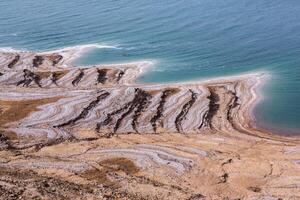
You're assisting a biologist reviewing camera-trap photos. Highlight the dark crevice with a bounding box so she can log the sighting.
[96,88,151,134]
[218,173,229,183]
[7,54,20,68]
[131,90,152,133]
[54,91,110,128]
[115,89,151,133]
[150,89,176,133]
[50,54,63,66]
[221,158,233,166]
[96,69,107,84]
[32,55,44,68]
[1,135,99,152]
[187,194,206,200]
[96,97,134,132]
[50,71,67,86]
[17,69,42,87]
[116,70,125,82]
[113,98,136,134]
[72,69,84,86]
[34,137,98,151]
[0,132,15,151]
[175,90,198,133]
[226,91,240,126]
[198,111,208,130]
[0,72,3,76]
[247,186,261,193]
[199,88,220,129]
[51,72,59,86]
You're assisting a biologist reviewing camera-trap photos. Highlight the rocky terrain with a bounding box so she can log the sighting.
[0,48,299,200]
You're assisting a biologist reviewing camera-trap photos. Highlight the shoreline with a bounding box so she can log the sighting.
[0,45,299,139]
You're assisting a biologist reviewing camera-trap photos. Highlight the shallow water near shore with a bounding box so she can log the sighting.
[1,0,300,135]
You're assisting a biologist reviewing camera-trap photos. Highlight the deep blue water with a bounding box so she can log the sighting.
[1,0,300,135]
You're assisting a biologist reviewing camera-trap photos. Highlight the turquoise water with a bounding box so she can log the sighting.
[1,0,300,135]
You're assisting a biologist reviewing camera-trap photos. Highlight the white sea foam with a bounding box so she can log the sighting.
[44,43,122,64]
[0,43,120,54]
[48,43,121,53]
[0,47,28,53]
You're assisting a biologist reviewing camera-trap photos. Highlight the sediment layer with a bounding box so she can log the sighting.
[0,48,299,200]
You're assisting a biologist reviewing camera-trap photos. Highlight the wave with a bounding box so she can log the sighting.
[51,43,122,53]
[0,43,121,53]
[0,47,28,53]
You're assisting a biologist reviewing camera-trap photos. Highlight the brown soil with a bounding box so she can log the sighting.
[0,97,61,127]
[35,71,52,79]
[80,157,139,187]
[100,157,139,175]
[52,70,69,79]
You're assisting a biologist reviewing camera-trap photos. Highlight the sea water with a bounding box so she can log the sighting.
[1,0,300,134]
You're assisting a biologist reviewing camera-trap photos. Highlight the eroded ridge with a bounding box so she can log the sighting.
[7,54,20,68]
[54,91,110,128]
[72,69,85,86]
[199,87,220,129]
[96,88,152,135]
[150,89,177,132]
[175,89,198,133]
[1,49,299,199]
[96,69,108,84]
[16,69,42,87]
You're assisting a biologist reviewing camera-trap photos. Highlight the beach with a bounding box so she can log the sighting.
[0,46,300,199]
